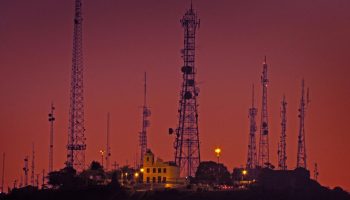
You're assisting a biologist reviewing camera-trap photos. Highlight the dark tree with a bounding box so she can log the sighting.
[195,161,231,185]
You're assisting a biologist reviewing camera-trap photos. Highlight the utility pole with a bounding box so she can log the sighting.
[105,113,111,171]
[278,95,287,170]
[48,103,55,173]
[296,79,309,169]
[139,72,150,167]
[258,56,270,168]
[173,2,201,178]
[66,0,86,171]
[247,85,258,169]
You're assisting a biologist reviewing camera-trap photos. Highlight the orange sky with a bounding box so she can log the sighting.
[0,0,350,191]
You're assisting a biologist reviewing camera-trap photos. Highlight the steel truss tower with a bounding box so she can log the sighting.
[297,79,309,168]
[258,57,270,168]
[174,3,201,177]
[278,95,287,170]
[66,0,86,171]
[247,85,258,169]
[48,103,55,173]
[139,72,150,166]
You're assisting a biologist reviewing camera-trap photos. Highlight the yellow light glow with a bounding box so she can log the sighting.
[242,170,248,175]
[99,150,104,155]
[134,172,139,177]
[140,168,144,172]
[214,147,221,156]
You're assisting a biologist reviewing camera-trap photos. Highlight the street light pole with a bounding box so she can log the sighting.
[214,147,221,186]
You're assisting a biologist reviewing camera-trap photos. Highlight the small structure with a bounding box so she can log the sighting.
[141,149,182,188]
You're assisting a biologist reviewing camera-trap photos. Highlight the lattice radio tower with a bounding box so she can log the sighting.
[66,0,86,171]
[247,85,258,169]
[174,2,201,177]
[139,72,150,166]
[278,95,287,170]
[296,79,309,168]
[258,57,270,168]
[48,103,55,173]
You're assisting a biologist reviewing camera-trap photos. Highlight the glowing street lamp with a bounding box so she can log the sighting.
[214,147,221,163]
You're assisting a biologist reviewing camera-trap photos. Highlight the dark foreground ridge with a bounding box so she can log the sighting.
[1,185,349,200]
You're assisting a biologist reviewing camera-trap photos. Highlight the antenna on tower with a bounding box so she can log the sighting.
[23,156,29,187]
[31,143,35,186]
[48,103,55,173]
[247,85,258,169]
[105,112,111,171]
[139,72,150,167]
[258,56,270,168]
[297,79,309,169]
[278,95,287,170]
[174,4,201,177]
[1,152,5,193]
[314,162,319,181]
[66,0,86,171]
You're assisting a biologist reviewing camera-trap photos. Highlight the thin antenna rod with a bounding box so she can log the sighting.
[31,143,35,186]
[106,112,111,171]
[1,153,5,193]
[48,103,55,173]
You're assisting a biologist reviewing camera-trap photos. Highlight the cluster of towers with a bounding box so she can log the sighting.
[20,0,310,184]
[246,59,310,171]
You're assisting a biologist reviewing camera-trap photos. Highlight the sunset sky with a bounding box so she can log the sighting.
[0,0,350,191]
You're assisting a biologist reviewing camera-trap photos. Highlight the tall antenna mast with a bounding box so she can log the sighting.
[66,0,86,171]
[297,79,309,168]
[139,72,150,166]
[48,103,55,173]
[247,85,258,169]
[174,2,201,177]
[105,113,111,171]
[314,163,319,181]
[258,56,270,168]
[278,95,287,170]
[31,143,35,186]
[23,156,29,186]
[1,153,5,193]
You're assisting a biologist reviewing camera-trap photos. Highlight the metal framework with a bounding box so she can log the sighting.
[48,103,55,173]
[297,79,309,168]
[139,72,150,166]
[314,163,319,181]
[174,3,201,177]
[278,95,287,170]
[66,0,86,171]
[247,85,258,169]
[258,57,270,168]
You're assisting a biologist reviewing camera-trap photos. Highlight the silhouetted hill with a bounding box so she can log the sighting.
[1,185,349,200]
